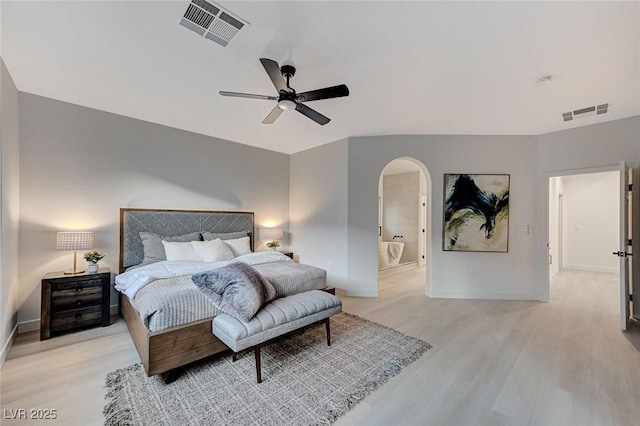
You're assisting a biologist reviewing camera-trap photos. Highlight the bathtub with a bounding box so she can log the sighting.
[378,241,405,268]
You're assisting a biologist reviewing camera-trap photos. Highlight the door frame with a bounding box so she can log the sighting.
[377,157,432,296]
[558,193,564,272]
[544,164,620,284]
[544,164,625,317]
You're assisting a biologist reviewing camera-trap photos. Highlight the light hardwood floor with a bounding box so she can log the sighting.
[2,269,640,425]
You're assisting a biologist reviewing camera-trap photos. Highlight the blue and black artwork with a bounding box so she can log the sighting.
[443,174,510,252]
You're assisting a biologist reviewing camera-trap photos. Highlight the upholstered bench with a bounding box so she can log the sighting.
[212,290,342,383]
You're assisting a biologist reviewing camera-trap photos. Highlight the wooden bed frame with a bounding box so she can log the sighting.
[118,208,254,376]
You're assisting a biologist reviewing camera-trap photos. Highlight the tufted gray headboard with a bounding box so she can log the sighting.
[119,208,254,273]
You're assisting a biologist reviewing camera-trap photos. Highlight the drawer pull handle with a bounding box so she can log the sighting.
[75,287,82,292]
[75,300,82,307]
[74,313,82,320]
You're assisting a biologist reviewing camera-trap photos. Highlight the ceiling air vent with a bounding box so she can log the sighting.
[180,0,248,47]
[597,103,609,115]
[562,103,609,122]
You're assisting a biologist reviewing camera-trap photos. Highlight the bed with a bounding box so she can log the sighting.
[116,208,326,377]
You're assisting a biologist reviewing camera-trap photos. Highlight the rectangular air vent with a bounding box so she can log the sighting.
[597,103,609,115]
[562,103,609,122]
[180,0,248,47]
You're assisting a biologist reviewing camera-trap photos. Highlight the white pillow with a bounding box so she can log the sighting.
[161,241,203,261]
[191,239,235,262]
[223,236,252,257]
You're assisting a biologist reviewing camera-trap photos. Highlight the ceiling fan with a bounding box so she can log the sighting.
[219,58,349,125]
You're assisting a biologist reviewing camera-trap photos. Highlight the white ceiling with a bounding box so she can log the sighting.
[2,1,639,155]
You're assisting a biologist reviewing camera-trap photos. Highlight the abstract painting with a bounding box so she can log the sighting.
[443,174,510,252]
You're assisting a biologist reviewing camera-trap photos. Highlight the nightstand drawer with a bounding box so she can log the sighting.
[52,284,102,298]
[52,292,103,311]
[51,278,103,292]
[51,307,103,330]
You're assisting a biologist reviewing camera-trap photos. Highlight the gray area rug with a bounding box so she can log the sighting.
[104,312,431,425]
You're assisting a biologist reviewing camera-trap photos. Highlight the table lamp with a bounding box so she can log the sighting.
[265,228,284,250]
[56,231,94,274]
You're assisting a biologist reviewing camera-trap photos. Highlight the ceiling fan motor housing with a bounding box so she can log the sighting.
[280,64,296,79]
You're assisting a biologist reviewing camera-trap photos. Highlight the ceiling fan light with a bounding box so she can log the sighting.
[277,99,296,110]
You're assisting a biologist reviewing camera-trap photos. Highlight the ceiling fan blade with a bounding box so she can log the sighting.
[262,105,284,124]
[297,84,349,102]
[219,91,277,101]
[259,58,287,93]
[295,103,330,125]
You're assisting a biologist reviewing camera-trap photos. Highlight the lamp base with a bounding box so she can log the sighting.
[63,250,85,274]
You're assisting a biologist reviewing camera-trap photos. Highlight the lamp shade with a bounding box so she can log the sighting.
[264,228,284,240]
[56,232,94,250]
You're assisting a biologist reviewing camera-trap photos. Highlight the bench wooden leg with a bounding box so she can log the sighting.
[232,352,237,362]
[325,318,331,346]
[254,345,262,384]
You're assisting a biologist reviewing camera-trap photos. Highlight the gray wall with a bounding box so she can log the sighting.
[17,93,290,331]
[382,171,419,263]
[289,139,348,289]
[290,117,639,300]
[348,135,537,298]
[533,116,640,300]
[1,58,21,364]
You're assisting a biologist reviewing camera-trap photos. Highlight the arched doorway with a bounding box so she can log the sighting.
[377,157,432,296]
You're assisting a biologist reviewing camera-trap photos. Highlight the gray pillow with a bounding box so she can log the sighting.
[201,231,248,241]
[139,231,202,264]
[191,262,276,322]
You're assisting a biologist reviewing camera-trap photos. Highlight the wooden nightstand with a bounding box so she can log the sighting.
[261,250,294,259]
[40,268,111,340]
[279,251,294,259]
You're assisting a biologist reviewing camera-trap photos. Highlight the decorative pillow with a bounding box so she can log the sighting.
[191,239,235,262]
[222,236,252,257]
[161,241,203,261]
[201,231,248,241]
[191,263,277,322]
[140,231,202,264]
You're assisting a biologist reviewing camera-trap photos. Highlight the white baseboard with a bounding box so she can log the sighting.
[18,319,40,334]
[563,264,618,274]
[336,288,379,298]
[1,323,19,367]
[429,289,537,301]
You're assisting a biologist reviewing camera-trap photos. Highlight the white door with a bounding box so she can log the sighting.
[616,162,639,331]
[630,164,640,323]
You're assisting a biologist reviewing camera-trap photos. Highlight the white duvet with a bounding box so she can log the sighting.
[115,251,293,298]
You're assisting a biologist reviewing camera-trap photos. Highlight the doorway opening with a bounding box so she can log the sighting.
[547,169,621,322]
[377,158,431,297]
[548,171,620,279]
